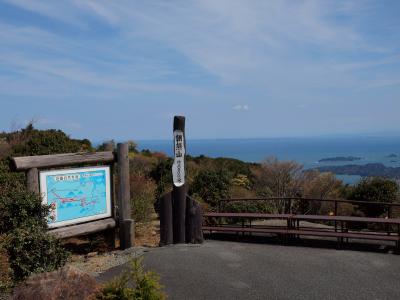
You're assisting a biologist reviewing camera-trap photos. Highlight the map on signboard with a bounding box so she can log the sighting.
[39,166,111,228]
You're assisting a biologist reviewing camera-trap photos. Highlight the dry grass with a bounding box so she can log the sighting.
[134,214,160,248]
[65,215,160,276]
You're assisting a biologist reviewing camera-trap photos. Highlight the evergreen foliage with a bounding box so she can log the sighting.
[190,169,231,208]
[349,177,399,217]
[98,257,166,300]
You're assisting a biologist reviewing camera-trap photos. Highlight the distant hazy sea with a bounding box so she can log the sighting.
[137,136,400,185]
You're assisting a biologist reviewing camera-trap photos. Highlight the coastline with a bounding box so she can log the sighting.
[136,136,400,184]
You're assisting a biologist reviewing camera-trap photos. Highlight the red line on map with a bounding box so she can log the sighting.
[51,190,94,207]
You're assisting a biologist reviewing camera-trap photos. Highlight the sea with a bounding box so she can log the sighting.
[137,136,400,185]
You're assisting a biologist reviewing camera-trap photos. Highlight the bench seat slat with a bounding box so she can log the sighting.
[292,215,400,224]
[203,226,287,234]
[204,212,292,219]
[287,229,399,241]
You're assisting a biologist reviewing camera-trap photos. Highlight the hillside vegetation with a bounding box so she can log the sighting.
[1,125,399,293]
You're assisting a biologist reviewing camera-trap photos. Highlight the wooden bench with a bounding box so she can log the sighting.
[203,212,400,250]
[289,215,400,247]
[203,212,292,237]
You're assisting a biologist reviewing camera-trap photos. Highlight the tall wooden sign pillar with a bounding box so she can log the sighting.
[172,116,186,243]
[159,116,203,246]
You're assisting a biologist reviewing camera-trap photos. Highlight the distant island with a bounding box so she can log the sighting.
[317,163,400,179]
[318,156,362,163]
[385,154,398,158]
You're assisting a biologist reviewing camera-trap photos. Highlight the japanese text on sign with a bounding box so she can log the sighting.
[172,130,185,187]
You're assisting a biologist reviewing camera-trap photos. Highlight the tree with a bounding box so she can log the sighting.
[252,157,303,212]
[127,140,138,153]
[349,177,399,217]
[253,156,303,197]
[150,158,173,199]
[297,170,343,214]
[9,126,92,156]
[97,140,115,151]
[190,169,230,208]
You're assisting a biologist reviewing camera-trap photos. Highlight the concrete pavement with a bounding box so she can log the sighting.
[97,240,400,300]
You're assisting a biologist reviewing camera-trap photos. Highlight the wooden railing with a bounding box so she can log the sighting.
[218,197,400,218]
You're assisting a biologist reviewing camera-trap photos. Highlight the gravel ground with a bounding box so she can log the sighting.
[67,218,160,277]
[68,246,149,277]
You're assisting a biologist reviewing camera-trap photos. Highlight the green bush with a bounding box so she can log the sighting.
[0,160,25,195]
[0,190,48,234]
[8,125,92,156]
[0,190,69,283]
[190,169,231,208]
[0,237,13,295]
[5,226,68,282]
[98,257,166,300]
[150,158,173,199]
[130,174,157,223]
[349,177,399,217]
[223,201,273,214]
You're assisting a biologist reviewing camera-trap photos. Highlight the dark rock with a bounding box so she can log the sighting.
[12,266,100,300]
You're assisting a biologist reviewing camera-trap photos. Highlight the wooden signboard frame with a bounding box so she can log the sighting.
[12,143,134,249]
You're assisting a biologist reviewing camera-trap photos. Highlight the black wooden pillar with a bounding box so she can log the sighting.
[159,192,173,246]
[159,115,203,246]
[172,116,186,243]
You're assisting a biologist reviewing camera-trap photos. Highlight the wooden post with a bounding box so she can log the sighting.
[172,116,186,243]
[159,192,173,246]
[26,167,39,193]
[186,196,204,244]
[185,195,193,243]
[117,143,134,249]
[104,146,116,249]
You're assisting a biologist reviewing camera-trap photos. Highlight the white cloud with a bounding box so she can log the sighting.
[233,104,249,111]
[0,0,399,101]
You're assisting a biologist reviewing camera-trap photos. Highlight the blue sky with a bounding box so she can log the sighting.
[0,0,399,141]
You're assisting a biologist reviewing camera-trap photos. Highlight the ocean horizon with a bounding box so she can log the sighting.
[136,136,400,185]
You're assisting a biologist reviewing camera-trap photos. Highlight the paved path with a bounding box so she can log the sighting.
[98,241,400,300]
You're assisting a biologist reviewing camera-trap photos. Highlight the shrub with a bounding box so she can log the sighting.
[9,125,92,156]
[150,158,173,200]
[223,201,273,214]
[97,257,166,300]
[130,155,155,178]
[0,190,48,234]
[0,190,69,283]
[97,140,116,151]
[0,237,13,294]
[190,169,231,209]
[130,174,157,223]
[231,174,251,189]
[349,177,399,217]
[0,160,25,195]
[5,226,69,282]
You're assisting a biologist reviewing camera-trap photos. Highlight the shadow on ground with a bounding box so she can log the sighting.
[204,232,398,254]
